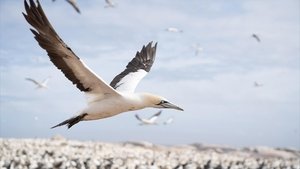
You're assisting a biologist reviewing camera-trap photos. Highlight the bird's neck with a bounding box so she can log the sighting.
[121,93,155,110]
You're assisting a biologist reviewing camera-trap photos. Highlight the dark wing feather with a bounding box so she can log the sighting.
[110,42,157,92]
[25,78,40,85]
[105,0,115,7]
[252,34,261,42]
[135,114,143,122]
[149,110,162,121]
[66,0,81,14]
[23,0,119,98]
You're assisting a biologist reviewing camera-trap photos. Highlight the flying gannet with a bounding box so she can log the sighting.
[135,110,162,125]
[25,77,51,89]
[252,34,261,42]
[254,81,263,87]
[165,27,183,33]
[52,0,81,14]
[104,0,116,8]
[23,0,183,129]
[191,44,203,56]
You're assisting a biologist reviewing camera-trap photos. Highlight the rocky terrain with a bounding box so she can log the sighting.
[0,136,299,169]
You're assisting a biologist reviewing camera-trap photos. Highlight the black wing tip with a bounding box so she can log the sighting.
[22,12,27,19]
[27,0,40,9]
[25,77,33,81]
[67,0,81,14]
[51,113,87,129]
[29,28,38,35]
[23,0,29,12]
[149,41,158,52]
[51,124,63,129]
[155,110,162,116]
[135,114,141,120]
[144,41,157,49]
[134,41,158,72]
[51,120,71,129]
[139,41,158,56]
[23,0,42,26]
[74,6,81,13]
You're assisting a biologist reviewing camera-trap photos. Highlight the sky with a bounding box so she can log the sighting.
[0,0,299,149]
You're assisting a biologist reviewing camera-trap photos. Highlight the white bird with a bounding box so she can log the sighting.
[23,0,183,129]
[52,0,81,14]
[135,110,162,125]
[25,77,51,89]
[254,81,263,87]
[252,34,261,42]
[165,27,183,33]
[163,117,173,125]
[104,0,116,8]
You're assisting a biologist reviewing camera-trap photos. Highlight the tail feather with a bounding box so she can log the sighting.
[51,113,87,129]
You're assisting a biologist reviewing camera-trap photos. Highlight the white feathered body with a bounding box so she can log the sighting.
[82,93,152,120]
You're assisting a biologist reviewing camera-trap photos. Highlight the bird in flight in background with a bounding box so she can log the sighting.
[52,0,81,14]
[254,81,264,87]
[165,27,183,33]
[251,34,261,42]
[191,44,203,56]
[135,110,162,125]
[25,77,51,89]
[104,0,116,8]
[23,0,183,129]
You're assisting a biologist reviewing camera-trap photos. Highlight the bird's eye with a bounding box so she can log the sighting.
[161,100,169,104]
[156,100,169,105]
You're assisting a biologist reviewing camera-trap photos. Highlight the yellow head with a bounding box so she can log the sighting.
[139,93,184,111]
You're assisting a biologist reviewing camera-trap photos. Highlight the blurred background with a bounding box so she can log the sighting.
[0,0,299,149]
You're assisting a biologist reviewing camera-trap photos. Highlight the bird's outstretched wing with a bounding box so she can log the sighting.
[252,34,261,42]
[25,78,40,85]
[105,0,115,8]
[135,114,143,122]
[254,81,263,87]
[110,42,157,93]
[148,110,162,122]
[23,0,120,101]
[66,0,81,13]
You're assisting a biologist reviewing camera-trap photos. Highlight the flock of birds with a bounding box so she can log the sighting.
[25,77,51,89]
[135,110,174,125]
[24,0,264,129]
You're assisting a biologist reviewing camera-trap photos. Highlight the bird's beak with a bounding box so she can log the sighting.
[162,102,184,111]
